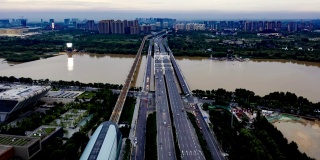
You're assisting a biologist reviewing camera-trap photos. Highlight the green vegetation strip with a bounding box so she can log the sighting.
[170,118,182,160]
[122,139,131,160]
[119,96,136,137]
[145,113,157,160]
[210,109,314,160]
[77,92,96,99]
[187,112,213,160]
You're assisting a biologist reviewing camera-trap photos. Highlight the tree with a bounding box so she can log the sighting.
[202,103,209,111]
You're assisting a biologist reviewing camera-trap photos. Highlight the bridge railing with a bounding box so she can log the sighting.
[109,35,150,124]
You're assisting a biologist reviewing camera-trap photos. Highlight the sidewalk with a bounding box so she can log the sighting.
[129,97,141,143]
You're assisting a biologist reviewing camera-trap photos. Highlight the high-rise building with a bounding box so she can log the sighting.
[99,19,139,34]
[134,20,139,27]
[288,22,297,32]
[111,20,124,34]
[86,20,95,30]
[227,21,234,28]
[98,20,111,34]
[64,19,70,25]
[276,21,282,31]
[123,20,128,27]
[239,20,245,30]
[21,19,27,27]
[142,25,151,34]
[258,21,264,31]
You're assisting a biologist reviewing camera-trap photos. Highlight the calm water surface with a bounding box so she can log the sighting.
[1,54,320,158]
[176,57,320,103]
[0,53,146,87]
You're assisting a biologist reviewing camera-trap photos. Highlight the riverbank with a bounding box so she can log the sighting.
[267,114,320,160]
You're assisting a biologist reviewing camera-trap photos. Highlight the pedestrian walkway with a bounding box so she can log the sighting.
[128,98,141,143]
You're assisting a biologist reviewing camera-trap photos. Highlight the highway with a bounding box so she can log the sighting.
[163,37,225,160]
[164,66,205,159]
[155,38,204,160]
[194,103,225,160]
[154,38,176,159]
[131,39,153,160]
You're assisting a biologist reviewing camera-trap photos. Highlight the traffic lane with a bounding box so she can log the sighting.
[165,75,202,159]
[134,42,152,159]
[134,100,148,159]
[155,73,175,160]
[194,107,224,160]
[165,71,205,159]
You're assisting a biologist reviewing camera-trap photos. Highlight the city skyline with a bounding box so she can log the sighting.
[0,0,320,21]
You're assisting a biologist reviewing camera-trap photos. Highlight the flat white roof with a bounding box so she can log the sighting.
[0,84,50,101]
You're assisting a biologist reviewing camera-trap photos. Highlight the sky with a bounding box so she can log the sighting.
[0,0,319,21]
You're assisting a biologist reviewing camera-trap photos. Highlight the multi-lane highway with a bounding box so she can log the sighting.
[164,66,205,159]
[154,38,176,159]
[194,103,225,160]
[157,38,204,160]
[131,39,153,160]
[163,37,225,160]
[153,36,205,160]
[131,34,225,160]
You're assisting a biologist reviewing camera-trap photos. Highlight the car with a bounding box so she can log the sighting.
[169,152,171,157]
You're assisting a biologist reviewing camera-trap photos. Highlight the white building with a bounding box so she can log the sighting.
[80,121,122,160]
[0,84,51,122]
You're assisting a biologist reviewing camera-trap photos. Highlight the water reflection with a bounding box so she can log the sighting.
[0,54,319,102]
[67,57,74,71]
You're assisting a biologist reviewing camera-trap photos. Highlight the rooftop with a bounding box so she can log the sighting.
[0,134,39,147]
[0,84,51,101]
[28,125,62,141]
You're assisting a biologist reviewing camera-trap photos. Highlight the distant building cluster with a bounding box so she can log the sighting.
[174,23,206,31]
[137,18,176,28]
[0,19,27,28]
[98,19,140,34]
[0,17,318,35]
[203,20,314,32]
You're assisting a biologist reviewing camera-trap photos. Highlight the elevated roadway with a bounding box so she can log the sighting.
[154,38,176,159]
[110,35,149,124]
[163,37,225,160]
[131,39,153,160]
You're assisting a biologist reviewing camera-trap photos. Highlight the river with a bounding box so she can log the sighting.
[176,57,320,103]
[1,53,320,158]
[1,54,319,102]
[271,115,320,160]
[0,53,146,87]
